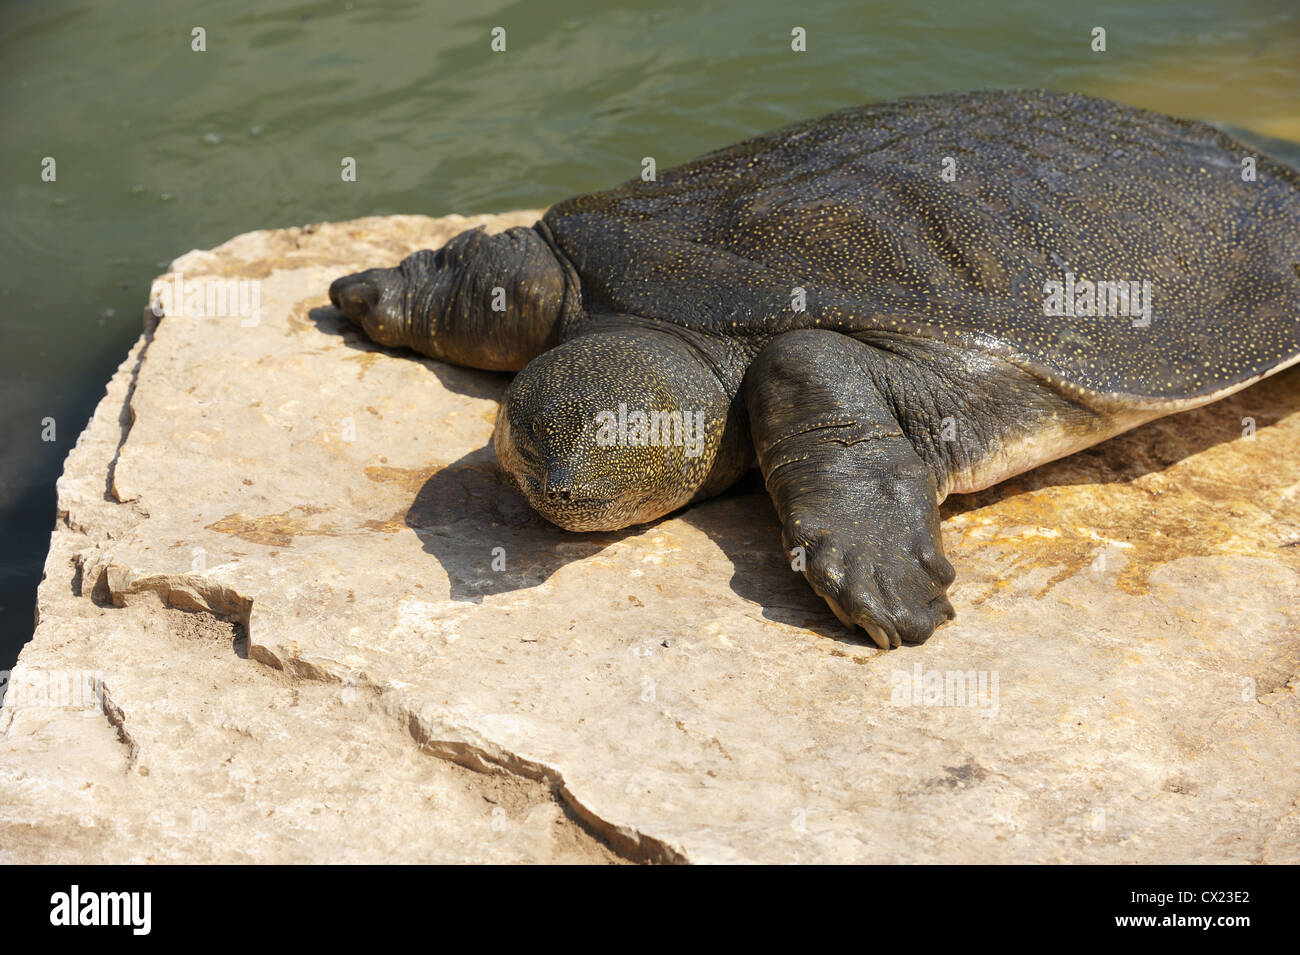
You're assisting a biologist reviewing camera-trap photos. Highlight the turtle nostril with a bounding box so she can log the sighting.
[329,276,379,320]
[328,275,351,310]
[543,463,574,502]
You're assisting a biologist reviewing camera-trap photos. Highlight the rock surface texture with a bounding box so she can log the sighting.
[2,212,1298,864]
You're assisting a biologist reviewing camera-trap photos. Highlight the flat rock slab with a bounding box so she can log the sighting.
[2,212,1298,863]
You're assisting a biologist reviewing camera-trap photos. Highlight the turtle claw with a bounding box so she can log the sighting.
[818,587,891,649]
[786,515,956,647]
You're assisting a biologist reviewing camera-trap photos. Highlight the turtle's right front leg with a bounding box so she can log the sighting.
[744,329,956,647]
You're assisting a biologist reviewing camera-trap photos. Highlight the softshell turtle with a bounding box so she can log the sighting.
[329,89,1300,648]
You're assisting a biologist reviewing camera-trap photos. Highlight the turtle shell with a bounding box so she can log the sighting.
[543,89,1300,403]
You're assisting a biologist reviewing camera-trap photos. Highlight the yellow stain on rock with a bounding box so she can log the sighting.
[207,504,333,547]
[341,350,383,379]
[943,367,1300,604]
[363,464,441,492]
[360,464,443,533]
[285,298,317,335]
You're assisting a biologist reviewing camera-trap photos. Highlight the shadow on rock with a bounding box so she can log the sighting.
[308,304,512,401]
[941,364,1300,521]
[677,479,886,648]
[407,444,879,646]
[405,444,643,604]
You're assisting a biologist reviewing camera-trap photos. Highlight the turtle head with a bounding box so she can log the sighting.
[494,326,751,532]
[329,226,567,371]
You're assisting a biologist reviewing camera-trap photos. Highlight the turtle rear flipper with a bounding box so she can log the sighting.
[745,329,956,647]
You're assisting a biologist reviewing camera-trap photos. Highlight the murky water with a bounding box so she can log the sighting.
[1,0,1297,668]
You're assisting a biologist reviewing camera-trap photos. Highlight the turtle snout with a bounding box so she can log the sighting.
[328,266,410,348]
[329,272,380,324]
[543,463,575,503]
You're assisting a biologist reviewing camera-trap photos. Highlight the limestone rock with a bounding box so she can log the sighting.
[2,212,1297,863]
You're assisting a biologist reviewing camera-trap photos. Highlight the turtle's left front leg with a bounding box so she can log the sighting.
[745,329,956,648]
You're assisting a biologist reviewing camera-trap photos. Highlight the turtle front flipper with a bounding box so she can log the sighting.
[745,329,956,648]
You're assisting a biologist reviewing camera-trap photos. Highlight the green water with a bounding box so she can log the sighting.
[1,0,1297,668]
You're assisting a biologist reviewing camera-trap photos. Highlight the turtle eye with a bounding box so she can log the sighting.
[530,418,544,438]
